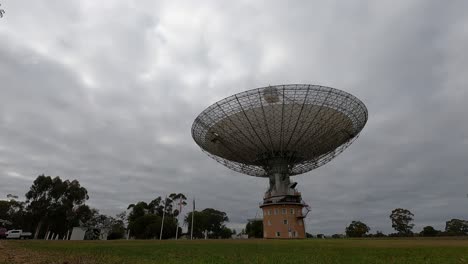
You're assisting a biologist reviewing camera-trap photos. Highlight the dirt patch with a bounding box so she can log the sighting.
[0,241,123,264]
[0,240,69,264]
[1,240,47,264]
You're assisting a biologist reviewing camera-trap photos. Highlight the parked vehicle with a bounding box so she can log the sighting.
[6,229,32,239]
[0,227,7,239]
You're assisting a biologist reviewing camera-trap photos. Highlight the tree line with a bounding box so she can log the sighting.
[0,175,234,240]
[344,208,468,238]
[3,175,466,239]
[242,208,468,239]
[127,196,234,239]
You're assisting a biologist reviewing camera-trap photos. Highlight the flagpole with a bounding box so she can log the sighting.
[175,212,179,240]
[159,195,167,240]
[190,198,195,240]
[175,198,182,240]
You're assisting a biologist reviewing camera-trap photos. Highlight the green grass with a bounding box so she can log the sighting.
[3,238,468,264]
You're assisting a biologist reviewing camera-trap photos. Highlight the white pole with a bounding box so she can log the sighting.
[45,231,49,240]
[175,199,181,240]
[175,217,179,240]
[159,195,167,240]
[190,198,195,240]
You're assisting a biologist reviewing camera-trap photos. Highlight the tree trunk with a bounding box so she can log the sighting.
[34,219,44,239]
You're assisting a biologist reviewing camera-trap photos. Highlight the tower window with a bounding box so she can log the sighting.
[274,208,279,215]
[290,208,295,214]
[276,232,281,237]
[268,209,271,215]
[282,208,287,214]
[283,219,288,225]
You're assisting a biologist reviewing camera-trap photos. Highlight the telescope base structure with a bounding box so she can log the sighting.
[260,192,308,239]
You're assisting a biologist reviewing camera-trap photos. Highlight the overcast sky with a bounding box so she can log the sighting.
[0,0,467,235]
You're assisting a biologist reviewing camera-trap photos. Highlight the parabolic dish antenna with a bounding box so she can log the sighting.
[192,84,368,177]
[191,84,368,239]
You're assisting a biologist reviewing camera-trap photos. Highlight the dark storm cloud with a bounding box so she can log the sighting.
[1,0,467,234]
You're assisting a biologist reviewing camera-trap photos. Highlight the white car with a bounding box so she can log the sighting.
[6,230,32,239]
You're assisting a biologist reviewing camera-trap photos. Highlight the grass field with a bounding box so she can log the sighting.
[1,238,468,264]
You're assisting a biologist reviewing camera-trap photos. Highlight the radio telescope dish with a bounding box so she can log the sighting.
[191,84,368,239]
[192,84,367,177]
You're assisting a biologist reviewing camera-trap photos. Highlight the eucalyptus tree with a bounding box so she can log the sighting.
[26,175,88,239]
